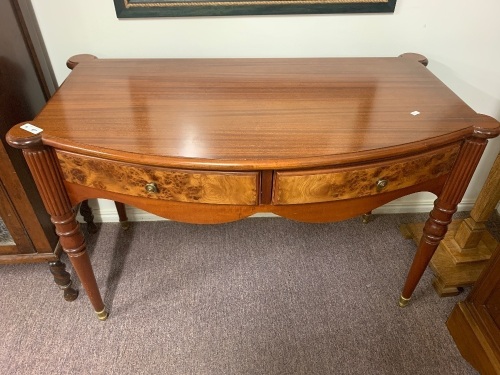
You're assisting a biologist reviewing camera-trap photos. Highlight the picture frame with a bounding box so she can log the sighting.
[113,0,397,18]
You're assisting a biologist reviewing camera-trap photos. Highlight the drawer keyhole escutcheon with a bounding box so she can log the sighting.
[376,179,388,192]
[145,182,158,193]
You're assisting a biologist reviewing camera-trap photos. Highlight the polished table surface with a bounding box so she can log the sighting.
[7,54,500,320]
[13,55,493,168]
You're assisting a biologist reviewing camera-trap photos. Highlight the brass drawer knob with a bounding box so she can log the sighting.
[145,182,158,193]
[376,179,388,192]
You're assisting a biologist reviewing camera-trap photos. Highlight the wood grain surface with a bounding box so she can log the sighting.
[56,151,259,205]
[7,57,499,171]
[63,174,448,225]
[274,144,459,204]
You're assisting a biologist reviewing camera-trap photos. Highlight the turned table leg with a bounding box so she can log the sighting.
[114,201,130,230]
[400,202,456,306]
[79,200,98,234]
[81,200,130,233]
[399,152,500,297]
[51,210,108,320]
[19,140,107,320]
[362,211,373,224]
[400,136,489,306]
[48,259,79,301]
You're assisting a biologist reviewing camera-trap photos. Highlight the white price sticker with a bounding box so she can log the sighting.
[20,123,43,135]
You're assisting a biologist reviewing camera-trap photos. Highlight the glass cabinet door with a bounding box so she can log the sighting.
[0,215,15,246]
[0,183,35,255]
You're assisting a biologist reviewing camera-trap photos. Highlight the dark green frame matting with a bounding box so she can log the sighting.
[114,0,397,18]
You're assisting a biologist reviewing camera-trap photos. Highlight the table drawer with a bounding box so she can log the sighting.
[273,145,460,205]
[56,151,259,205]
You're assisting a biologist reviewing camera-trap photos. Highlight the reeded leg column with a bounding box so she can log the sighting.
[7,131,108,320]
[399,135,490,307]
[48,260,79,301]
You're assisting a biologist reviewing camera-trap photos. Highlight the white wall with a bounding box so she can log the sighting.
[30,0,500,221]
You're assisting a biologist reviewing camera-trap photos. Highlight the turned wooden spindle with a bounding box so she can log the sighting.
[48,260,79,301]
[400,135,490,306]
[401,148,499,297]
[6,130,108,320]
[454,152,500,250]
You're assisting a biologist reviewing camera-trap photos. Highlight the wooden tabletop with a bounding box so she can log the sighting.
[8,57,500,170]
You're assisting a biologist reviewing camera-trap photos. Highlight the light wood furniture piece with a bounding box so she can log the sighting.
[0,0,79,300]
[6,53,500,320]
[447,244,500,374]
[401,152,500,296]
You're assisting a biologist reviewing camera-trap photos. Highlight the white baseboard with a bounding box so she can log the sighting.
[78,199,478,223]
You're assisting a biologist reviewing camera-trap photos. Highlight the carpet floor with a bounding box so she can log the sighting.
[0,213,484,374]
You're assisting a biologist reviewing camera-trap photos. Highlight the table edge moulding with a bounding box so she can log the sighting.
[6,53,500,321]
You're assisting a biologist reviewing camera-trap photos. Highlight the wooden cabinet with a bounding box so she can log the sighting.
[447,245,500,374]
[0,142,52,258]
[0,0,77,300]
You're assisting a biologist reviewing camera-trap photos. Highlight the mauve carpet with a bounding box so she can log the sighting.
[0,214,481,374]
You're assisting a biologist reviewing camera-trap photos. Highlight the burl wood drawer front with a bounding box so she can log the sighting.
[56,152,259,205]
[273,145,460,205]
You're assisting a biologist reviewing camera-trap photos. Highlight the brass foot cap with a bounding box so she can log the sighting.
[96,308,109,321]
[120,221,130,231]
[361,214,372,224]
[399,295,411,308]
